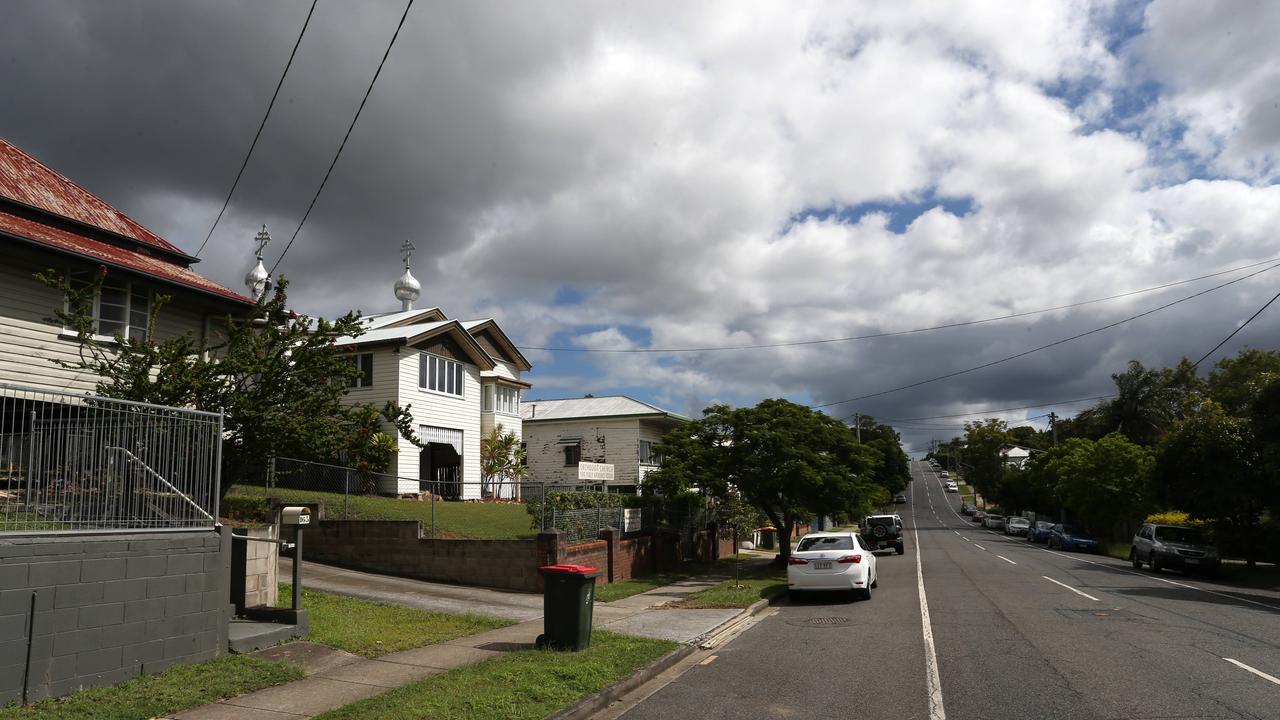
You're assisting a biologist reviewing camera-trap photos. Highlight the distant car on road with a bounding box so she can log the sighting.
[944,481,959,493]
[984,515,1006,531]
[788,532,878,600]
[960,502,976,515]
[1026,521,1055,543]
[939,470,950,479]
[1048,524,1099,553]
[893,492,908,504]
[1131,523,1219,576]
[1004,517,1031,536]
[860,515,906,555]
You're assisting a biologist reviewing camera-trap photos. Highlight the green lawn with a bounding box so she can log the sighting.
[594,555,762,603]
[0,655,302,720]
[228,485,536,539]
[666,564,787,609]
[311,630,678,720]
[281,584,511,657]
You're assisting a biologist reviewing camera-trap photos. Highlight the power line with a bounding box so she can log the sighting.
[194,0,318,258]
[1193,285,1280,367]
[517,256,1280,354]
[864,395,1116,423]
[814,260,1280,410]
[270,0,414,275]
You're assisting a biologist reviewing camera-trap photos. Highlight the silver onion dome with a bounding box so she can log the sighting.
[245,225,272,299]
[395,240,421,310]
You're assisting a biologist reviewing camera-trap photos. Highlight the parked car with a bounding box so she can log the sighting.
[788,532,878,600]
[972,510,987,524]
[1048,524,1099,553]
[944,481,959,493]
[960,502,976,515]
[1026,521,1055,543]
[893,492,908,504]
[984,515,1006,531]
[1004,517,1031,536]
[1131,523,1220,576]
[860,515,906,555]
[940,470,950,479]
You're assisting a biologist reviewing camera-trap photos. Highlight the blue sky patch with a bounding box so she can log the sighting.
[789,194,975,234]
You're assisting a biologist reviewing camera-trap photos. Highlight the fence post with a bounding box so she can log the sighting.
[431,482,436,539]
[267,454,276,489]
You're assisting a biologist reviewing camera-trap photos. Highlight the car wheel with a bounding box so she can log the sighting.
[895,542,905,555]
[1131,548,1142,569]
[870,573,878,589]
[1149,552,1161,573]
[856,586,871,601]
[789,589,804,602]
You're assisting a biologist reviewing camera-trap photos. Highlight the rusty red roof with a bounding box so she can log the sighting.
[0,136,251,306]
[0,137,186,257]
[0,210,252,304]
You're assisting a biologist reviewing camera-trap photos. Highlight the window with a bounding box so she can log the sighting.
[483,385,494,411]
[66,269,151,341]
[346,353,374,388]
[638,440,663,465]
[563,443,581,467]
[495,386,519,415]
[796,536,855,552]
[419,353,464,397]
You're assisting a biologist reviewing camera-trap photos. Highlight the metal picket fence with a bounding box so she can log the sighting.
[0,383,222,534]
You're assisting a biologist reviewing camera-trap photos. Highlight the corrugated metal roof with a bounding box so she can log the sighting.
[0,137,185,256]
[520,395,689,422]
[334,321,450,346]
[0,210,251,304]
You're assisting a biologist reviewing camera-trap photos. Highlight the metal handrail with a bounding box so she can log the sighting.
[106,446,215,522]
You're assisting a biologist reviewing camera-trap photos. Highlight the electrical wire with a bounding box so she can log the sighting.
[194,0,317,258]
[517,256,1280,354]
[270,0,414,275]
[814,260,1280,410]
[1192,286,1280,367]
[855,395,1115,423]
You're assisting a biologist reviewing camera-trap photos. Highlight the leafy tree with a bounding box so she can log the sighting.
[648,399,881,563]
[1207,348,1280,417]
[1047,433,1153,539]
[961,419,1014,507]
[852,416,909,495]
[713,493,765,586]
[480,424,527,499]
[39,271,408,492]
[1096,360,1195,446]
[1154,402,1272,567]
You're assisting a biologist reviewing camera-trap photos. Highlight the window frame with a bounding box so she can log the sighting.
[495,385,520,415]
[418,351,466,398]
[563,442,581,467]
[62,269,152,342]
[347,352,375,389]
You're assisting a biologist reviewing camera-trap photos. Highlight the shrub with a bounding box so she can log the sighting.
[221,494,272,525]
[1143,510,1209,530]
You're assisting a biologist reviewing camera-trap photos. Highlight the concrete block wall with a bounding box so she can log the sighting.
[290,521,550,592]
[234,526,278,609]
[0,528,230,704]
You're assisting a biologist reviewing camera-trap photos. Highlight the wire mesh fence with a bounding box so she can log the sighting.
[0,383,222,534]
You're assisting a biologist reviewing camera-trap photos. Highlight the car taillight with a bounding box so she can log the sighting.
[788,557,809,565]
[838,554,862,564]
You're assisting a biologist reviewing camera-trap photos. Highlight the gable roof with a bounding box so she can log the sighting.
[461,319,532,371]
[362,307,448,330]
[335,319,496,370]
[0,137,251,306]
[520,395,689,423]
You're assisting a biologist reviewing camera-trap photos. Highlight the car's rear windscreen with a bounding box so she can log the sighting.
[798,536,855,551]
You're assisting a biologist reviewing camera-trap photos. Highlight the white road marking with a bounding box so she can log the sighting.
[973,543,986,551]
[910,473,947,720]
[996,555,1016,565]
[1042,575,1100,601]
[1042,549,1280,612]
[960,536,969,542]
[1223,658,1280,687]
[953,531,961,536]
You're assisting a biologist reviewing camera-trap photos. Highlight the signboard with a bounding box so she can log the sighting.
[623,509,643,533]
[577,461,615,482]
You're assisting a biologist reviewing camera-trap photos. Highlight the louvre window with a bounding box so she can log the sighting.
[419,352,464,397]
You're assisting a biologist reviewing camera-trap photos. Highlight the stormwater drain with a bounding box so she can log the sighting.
[794,616,852,627]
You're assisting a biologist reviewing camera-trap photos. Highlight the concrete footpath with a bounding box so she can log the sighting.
[166,560,771,720]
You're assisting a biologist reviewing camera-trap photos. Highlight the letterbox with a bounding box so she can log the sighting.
[281,506,312,526]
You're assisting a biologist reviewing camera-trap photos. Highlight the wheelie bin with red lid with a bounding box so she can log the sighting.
[536,564,602,650]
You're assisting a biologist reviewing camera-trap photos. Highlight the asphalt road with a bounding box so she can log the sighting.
[615,460,1280,720]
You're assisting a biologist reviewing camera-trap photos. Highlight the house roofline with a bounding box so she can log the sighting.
[0,194,196,266]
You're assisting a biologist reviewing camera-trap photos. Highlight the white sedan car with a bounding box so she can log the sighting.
[787,532,878,600]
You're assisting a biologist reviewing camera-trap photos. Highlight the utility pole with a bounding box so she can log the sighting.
[1048,412,1059,446]
[854,413,861,442]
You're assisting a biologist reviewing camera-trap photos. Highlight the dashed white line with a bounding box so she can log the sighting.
[996,555,1017,565]
[1042,575,1100,601]
[1223,658,1280,687]
[960,536,969,542]
[973,543,986,551]
[910,465,946,719]
[953,531,961,536]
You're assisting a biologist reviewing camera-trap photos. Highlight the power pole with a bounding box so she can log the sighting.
[1048,412,1059,446]
[854,413,861,442]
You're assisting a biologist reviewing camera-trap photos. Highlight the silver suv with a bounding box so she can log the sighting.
[1131,523,1220,576]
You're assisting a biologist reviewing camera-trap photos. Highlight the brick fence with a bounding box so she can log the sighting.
[291,520,733,591]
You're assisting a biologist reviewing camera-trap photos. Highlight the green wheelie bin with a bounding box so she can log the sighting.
[535,564,602,651]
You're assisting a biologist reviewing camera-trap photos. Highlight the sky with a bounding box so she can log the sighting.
[3,0,1279,456]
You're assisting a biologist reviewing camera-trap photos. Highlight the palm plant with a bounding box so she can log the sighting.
[480,424,528,499]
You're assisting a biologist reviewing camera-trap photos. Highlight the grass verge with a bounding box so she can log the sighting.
[0,654,302,720]
[311,630,678,720]
[1100,541,1131,561]
[281,584,512,657]
[228,485,535,539]
[666,563,787,609]
[594,556,768,603]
